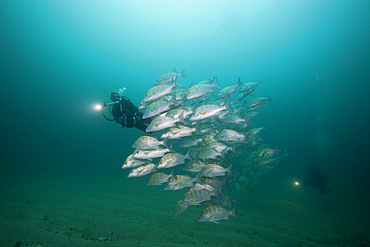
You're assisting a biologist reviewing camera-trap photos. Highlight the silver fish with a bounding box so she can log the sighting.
[143,77,182,103]
[217,84,239,98]
[142,94,178,119]
[127,163,157,178]
[183,160,207,173]
[165,105,193,119]
[248,96,271,108]
[196,147,225,161]
[218,113,246,125]
[146,112,186,132]
[186,79,221,100]
[147,170,175,186]
[198,206,240,224]
[200,176,224,188]
[160,125,196,139]
[214,129,248,143]
[164,173,200,190]
[155,68,187,85]
[253,148,280,158]
[201,163,234,178]
[197,75,218,85]
[179,135,202,148]
[247,127,266,141]
[238,78,262,92]
[132,144,173,159]
[180,189,218,206]
[132,136,168,149]
[247,103,266,112]
[174,199,189,217]
[189,101,232,121]
[122,154,149,169]
[206,141,236,154]
[157,149,192,169]
[188,183,215,192]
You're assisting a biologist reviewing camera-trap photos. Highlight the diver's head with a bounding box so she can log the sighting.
[110,91,120,102]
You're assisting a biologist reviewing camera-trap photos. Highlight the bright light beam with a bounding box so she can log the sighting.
[94,104,103,110]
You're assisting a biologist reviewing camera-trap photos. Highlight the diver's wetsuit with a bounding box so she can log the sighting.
[111,97,152,132]
[303,167,331,195]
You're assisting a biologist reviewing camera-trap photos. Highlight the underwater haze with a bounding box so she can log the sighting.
[1,1,369,246]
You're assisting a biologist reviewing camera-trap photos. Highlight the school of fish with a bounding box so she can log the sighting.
[122,68,287,224]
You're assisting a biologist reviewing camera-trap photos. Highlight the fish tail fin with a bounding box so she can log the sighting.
[168,141,176,152]
[195,171,202,184]
[213,77,222,89]
[162,138,169,148]
[201,134,207,144]
[178,111,186,124]
[174,75,183,87]
[211,75,218,84]
[221,149,227,160]
[231,205,240,220]
[184,148,193,161]
[195,123,202,135]
[181,68,188,78]
[214,183,225,199]
[181,90,188,102]
[171,93,179,106]
[244,130,251,142]
[227,163,234,176]
[231,144,238,154]
[237,77,243,87]
[225,99,234,114]
[221,177,231,190]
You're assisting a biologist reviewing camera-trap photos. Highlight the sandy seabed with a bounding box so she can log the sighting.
[0,170,369,247]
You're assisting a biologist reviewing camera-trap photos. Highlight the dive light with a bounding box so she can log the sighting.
[94,101,119,111]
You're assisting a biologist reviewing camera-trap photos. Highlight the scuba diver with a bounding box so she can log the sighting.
[302,167,331,195]
[101,90,152,132]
